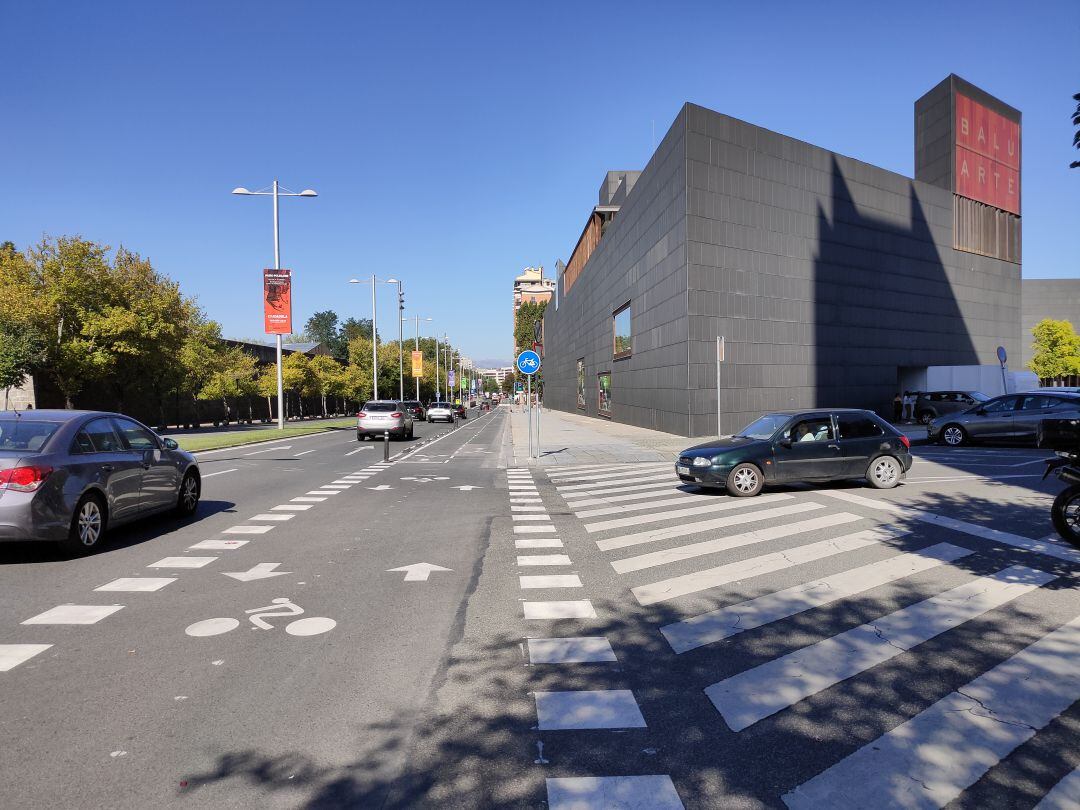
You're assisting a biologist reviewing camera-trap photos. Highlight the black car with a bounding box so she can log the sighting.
[914,391,989,425]
[677,409,912,496]
[454,403,467,419]
[401,401,426,421]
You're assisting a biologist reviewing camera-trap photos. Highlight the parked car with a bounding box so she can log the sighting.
[914,391,989,424]
[454,403,468,419]
[677,409,912,496]
[928,392,1080,446]
[0,410,200,554]
[426,402,456,424]
[356,401,414,440]
[401,400,426,421]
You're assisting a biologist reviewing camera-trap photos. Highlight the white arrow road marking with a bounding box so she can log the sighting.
[223,563,292,582]
[387,563,453,582]
[244,445,293,455]
[452,485,483,491]
[368,485,393,490]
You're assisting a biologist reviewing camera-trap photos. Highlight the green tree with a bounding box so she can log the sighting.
[342,317,377,345]
[305,310,344,358]
[1071,92,1080,169]
[0,323,44,407]
[255,365,279,421]
[281,352,316,417]
[1029,318,1080,380]
[179,317,225,426]
[309,354,341,416]
[501,371,517,397]
[514,300,546,356]
[200,345,258,424]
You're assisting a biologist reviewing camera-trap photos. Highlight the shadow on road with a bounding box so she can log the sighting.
[174,490,1078,808]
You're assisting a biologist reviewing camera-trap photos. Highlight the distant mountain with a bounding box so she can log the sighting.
[473,358,514,369]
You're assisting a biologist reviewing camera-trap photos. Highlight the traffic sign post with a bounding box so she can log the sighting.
[516,351,542,459]
[997,345,1009,395]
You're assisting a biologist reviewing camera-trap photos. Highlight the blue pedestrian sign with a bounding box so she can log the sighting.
[516,350,541,375]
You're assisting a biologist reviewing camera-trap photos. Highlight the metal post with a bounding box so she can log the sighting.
[272,179,285,430]
[527,374,532,459]
[535,390,541,459]
[716,335,725,438]
[397,281,404,401]
[414,314,420,401]
[371,273,378,400]
[383,429,390,461]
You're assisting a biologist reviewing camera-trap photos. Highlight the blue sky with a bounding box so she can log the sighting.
[4,1,1077,364]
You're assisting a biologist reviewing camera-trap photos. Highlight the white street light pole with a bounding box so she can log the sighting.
[392,279,404,401]
[232,180,317,430]
[349,276,404,402]
[403,315,432,401]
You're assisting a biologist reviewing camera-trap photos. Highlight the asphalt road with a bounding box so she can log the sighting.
[0,407,510,808]
[2,416,1079,809]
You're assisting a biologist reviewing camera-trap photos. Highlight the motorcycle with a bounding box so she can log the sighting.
[1039,418,1080,548]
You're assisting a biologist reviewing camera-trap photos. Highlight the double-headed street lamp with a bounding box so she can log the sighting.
[403,315,433,401]
[232,180,317,430]
[348,276,402,401]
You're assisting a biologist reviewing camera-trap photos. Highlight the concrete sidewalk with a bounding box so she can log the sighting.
[508,406,687,466]
[506,405,932,467]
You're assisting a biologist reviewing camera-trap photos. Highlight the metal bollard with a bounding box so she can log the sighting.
[383,430,390,461]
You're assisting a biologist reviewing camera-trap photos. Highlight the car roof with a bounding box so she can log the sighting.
[0,409,115,423]
[762,408,877,415]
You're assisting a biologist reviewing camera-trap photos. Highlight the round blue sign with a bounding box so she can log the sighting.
[996,345,1007,365]
[516,350,541,375]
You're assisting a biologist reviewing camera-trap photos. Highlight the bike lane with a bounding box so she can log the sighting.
[0,409,507,808]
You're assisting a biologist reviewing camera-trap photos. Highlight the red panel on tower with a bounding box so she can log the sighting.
[954,93,1021,214]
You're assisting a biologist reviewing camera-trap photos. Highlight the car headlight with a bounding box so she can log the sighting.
[692,456,711,468]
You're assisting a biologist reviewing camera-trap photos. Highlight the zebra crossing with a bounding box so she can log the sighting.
[542,460,1080,808]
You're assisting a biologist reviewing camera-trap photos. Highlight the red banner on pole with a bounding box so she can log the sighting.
[263,269,293,334]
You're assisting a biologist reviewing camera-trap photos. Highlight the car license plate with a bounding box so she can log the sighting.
[676,465,690,476]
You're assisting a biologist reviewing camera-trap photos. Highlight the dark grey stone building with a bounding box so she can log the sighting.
[543,76,1023,437]
[1021,280,1080,368]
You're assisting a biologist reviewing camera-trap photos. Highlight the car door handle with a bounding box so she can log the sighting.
[101,464,114,472]
[828,444,840,451]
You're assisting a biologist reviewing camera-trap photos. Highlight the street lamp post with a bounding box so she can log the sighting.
[348,276,401,401]
[393,280,404,401]
[231,180,317,429]
[403,315,432,401]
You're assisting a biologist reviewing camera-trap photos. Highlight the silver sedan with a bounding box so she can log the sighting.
[0,410,200,554]
[928,393,1080,446]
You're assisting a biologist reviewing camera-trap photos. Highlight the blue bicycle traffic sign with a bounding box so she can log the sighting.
[516,350,541,375]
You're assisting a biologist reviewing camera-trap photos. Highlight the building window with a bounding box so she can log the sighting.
[613,302,632,360]
[576,359,586,409]
[598,372,612,418]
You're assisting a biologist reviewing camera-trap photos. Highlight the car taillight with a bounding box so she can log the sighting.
[899,435,911,450]
[0,465,52,492]
[358,412,368,418]
[391,412,403,418]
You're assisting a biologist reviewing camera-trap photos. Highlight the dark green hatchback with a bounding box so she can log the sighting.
[676,409,912,497]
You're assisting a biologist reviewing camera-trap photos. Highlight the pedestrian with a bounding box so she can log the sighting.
[902,391,914,422]
[892,392,902,423]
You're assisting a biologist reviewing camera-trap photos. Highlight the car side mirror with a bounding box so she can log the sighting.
[162,438,179,450]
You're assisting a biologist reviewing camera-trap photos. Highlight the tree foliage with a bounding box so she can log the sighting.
[1029,318,1080,380]
[1071,92,1080,169]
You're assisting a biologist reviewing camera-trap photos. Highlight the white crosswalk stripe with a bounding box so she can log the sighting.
[783,615,1080,809]
[707,564,1056,731]
[661,541,972,652]
[584,493,797,534]
[539,465,1080,805]
[622,515,867,588]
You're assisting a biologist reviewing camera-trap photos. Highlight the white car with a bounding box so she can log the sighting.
[426,402,456,423]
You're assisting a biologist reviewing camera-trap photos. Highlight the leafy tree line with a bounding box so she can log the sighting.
[1029,319,1080,381]
[0,237,472,425]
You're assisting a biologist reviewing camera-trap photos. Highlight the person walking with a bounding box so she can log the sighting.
[902,391,914,423]
[893,392,902,423]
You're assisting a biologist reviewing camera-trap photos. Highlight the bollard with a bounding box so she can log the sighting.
[383,430,390,461]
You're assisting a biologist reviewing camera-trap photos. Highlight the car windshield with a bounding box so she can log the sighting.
[403,402,421,408]
[969,392,990,402]
[363,403,399,412]
[0,420,60,452]
[430,403,451,409]
[734,413,791,440]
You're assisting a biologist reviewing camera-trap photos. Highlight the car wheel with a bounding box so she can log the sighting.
[357,431,363,442]
[175,471,201,516]
[725,463,763,497]
[867,455,902,489]
[918,411,934,425]
[62,493,107,555]
[1051,485,1080,549]
[941,424,967,446]
[408,426,414,439]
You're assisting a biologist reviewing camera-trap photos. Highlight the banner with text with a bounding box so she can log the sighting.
[263,269,293,335]
[411,351,423,377]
